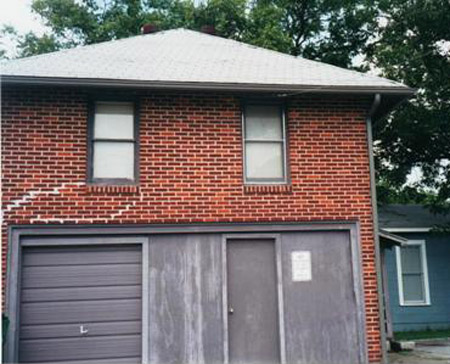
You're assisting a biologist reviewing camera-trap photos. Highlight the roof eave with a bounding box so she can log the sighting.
[1,75,416,96]
[379,229,408,247]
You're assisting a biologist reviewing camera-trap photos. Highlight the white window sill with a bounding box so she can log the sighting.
[399,302,431,307]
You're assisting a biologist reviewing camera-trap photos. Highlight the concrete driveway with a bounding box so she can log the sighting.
[389,339,450,364]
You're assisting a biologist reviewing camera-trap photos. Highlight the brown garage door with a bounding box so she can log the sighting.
[19,244,142,363]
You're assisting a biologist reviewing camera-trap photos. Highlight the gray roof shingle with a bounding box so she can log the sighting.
[379,204,450,229]
[2,28,413,94]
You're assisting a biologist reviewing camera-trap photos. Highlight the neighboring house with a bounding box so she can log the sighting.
[379,204,450,336]
[1,28,413,364]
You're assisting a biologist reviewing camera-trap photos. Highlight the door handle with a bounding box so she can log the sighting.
[80,325,89,335]
[228,307,234,315]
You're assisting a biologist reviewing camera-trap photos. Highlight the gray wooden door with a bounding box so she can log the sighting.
[227,239,280,364]
[19,244,142,363]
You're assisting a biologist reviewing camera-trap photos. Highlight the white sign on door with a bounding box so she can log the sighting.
[291,251,312,282]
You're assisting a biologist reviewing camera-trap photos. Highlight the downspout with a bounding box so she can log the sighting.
[366,93,387,364]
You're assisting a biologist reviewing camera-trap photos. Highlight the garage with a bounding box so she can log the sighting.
[6,224,367,364]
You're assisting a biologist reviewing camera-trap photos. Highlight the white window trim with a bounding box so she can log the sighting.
[242,104,288,185]
[395,240,431,306]
[383,228,431,233]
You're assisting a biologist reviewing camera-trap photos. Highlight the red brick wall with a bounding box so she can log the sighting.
[1,86,382,362]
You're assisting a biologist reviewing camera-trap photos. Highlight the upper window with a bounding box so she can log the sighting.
[243,104,287,184]
[89,101,137,184]
[396,240,431,306]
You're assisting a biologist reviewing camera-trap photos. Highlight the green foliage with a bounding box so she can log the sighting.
[242,1,290,52]
[19,33,61,57]
[278,0,378,68]
[195,0,248,39]
[241,0,378,68]
[394,328,450,341]
[370,0,450,213]
[30,0,182,44]
[377,181,434,205]
[2,313,10,347]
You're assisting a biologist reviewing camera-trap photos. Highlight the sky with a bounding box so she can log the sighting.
[0,0,47,57]
[0,0,46,34]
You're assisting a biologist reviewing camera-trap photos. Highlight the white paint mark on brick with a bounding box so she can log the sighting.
[110,199,139,220]
[2,182,85,223]
[3,182,143,224]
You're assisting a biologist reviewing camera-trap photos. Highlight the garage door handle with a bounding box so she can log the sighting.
[80,325,89,335]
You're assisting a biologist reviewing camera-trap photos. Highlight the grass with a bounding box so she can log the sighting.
[394,329,450,341]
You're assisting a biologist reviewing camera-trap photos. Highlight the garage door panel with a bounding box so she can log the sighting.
[20,321,141,339]
[21,264,141,288]
[19,244,143,363]
[21,299,141,325]
[19,335,141,363]
[22,245,141,267]
[28,357,142,364]
[43,357,141,364]
[21,285,141,303]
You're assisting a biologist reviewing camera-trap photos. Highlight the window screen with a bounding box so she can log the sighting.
[243,104,286,183]
[397,241,430,305]
[90,102,136,182]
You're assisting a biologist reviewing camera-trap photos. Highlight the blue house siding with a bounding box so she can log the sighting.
[384,232,450,332]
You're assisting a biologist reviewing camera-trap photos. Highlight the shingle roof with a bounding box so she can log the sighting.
[379,204,450,229]
[1,28,413,94]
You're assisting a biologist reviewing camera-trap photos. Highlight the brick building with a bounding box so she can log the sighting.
[1,29,413,363]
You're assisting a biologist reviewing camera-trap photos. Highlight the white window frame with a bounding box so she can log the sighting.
[395,240,431,306]
[242,103,288,184]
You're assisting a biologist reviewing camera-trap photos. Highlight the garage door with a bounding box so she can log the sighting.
[18,244,142,363]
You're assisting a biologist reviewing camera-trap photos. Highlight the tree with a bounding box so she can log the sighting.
[195,0,248,39]
[369,0,450,214]
[1,25,61,59]
[242,0,379,68]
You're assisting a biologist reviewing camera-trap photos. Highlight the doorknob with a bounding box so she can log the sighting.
[80,325,89,335]
[228,307,234,315]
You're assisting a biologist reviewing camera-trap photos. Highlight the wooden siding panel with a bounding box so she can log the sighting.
[148,234,223,364]
[282,231,362,364]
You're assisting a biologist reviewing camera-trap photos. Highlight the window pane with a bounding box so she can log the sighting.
[246,142,283,180]
[94,102,134,139]
[245,105,282,140]
[403,274,425,302]
[401,246,422,274]
[93,142,134,179]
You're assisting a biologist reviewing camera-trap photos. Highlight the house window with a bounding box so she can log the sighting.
[89,101,138,184]
[395,240,431,306]
[243,104,287,184]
